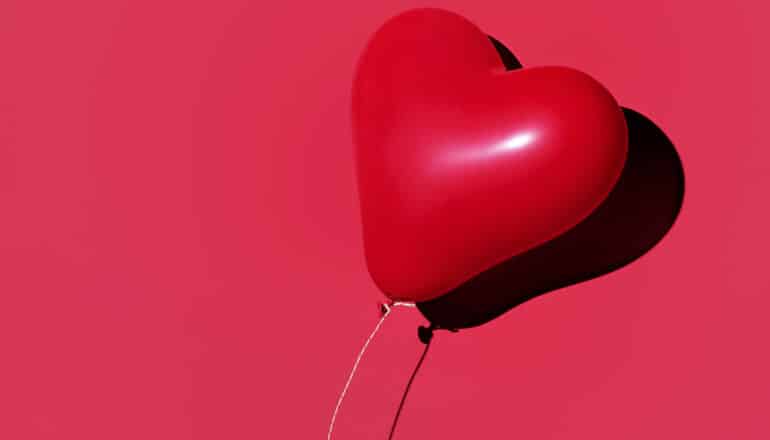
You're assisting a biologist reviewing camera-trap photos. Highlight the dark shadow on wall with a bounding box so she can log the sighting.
[488,36,522,70]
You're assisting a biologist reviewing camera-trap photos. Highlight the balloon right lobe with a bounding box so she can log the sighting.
[416,79,685,329]
[416,36,685,330]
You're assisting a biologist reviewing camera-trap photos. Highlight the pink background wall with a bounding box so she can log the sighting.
[1,0,768,438]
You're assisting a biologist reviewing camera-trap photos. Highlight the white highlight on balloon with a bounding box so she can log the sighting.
[435,130,538,171]
[499,132,535,151]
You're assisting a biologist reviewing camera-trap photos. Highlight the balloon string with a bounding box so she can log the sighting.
[327,301,415,440]
[387,331,433,440]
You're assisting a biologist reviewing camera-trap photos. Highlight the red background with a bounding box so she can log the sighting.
[1,1,768,439]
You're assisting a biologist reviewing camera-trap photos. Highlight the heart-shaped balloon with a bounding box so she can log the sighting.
[353,8,628,302]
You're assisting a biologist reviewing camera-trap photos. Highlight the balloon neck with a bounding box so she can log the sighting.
[379,300,416,316]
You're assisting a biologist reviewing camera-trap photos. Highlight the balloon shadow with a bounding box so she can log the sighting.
[489,36,522,70]
[416,38,685,330]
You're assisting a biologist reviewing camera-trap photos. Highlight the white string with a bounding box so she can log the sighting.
[327,301,415,440]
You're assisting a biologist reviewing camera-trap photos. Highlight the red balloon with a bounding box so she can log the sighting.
[352,8,628,302]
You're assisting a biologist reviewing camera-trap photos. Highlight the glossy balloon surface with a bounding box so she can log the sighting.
[417,107,685,329]
[353,8,628,302]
